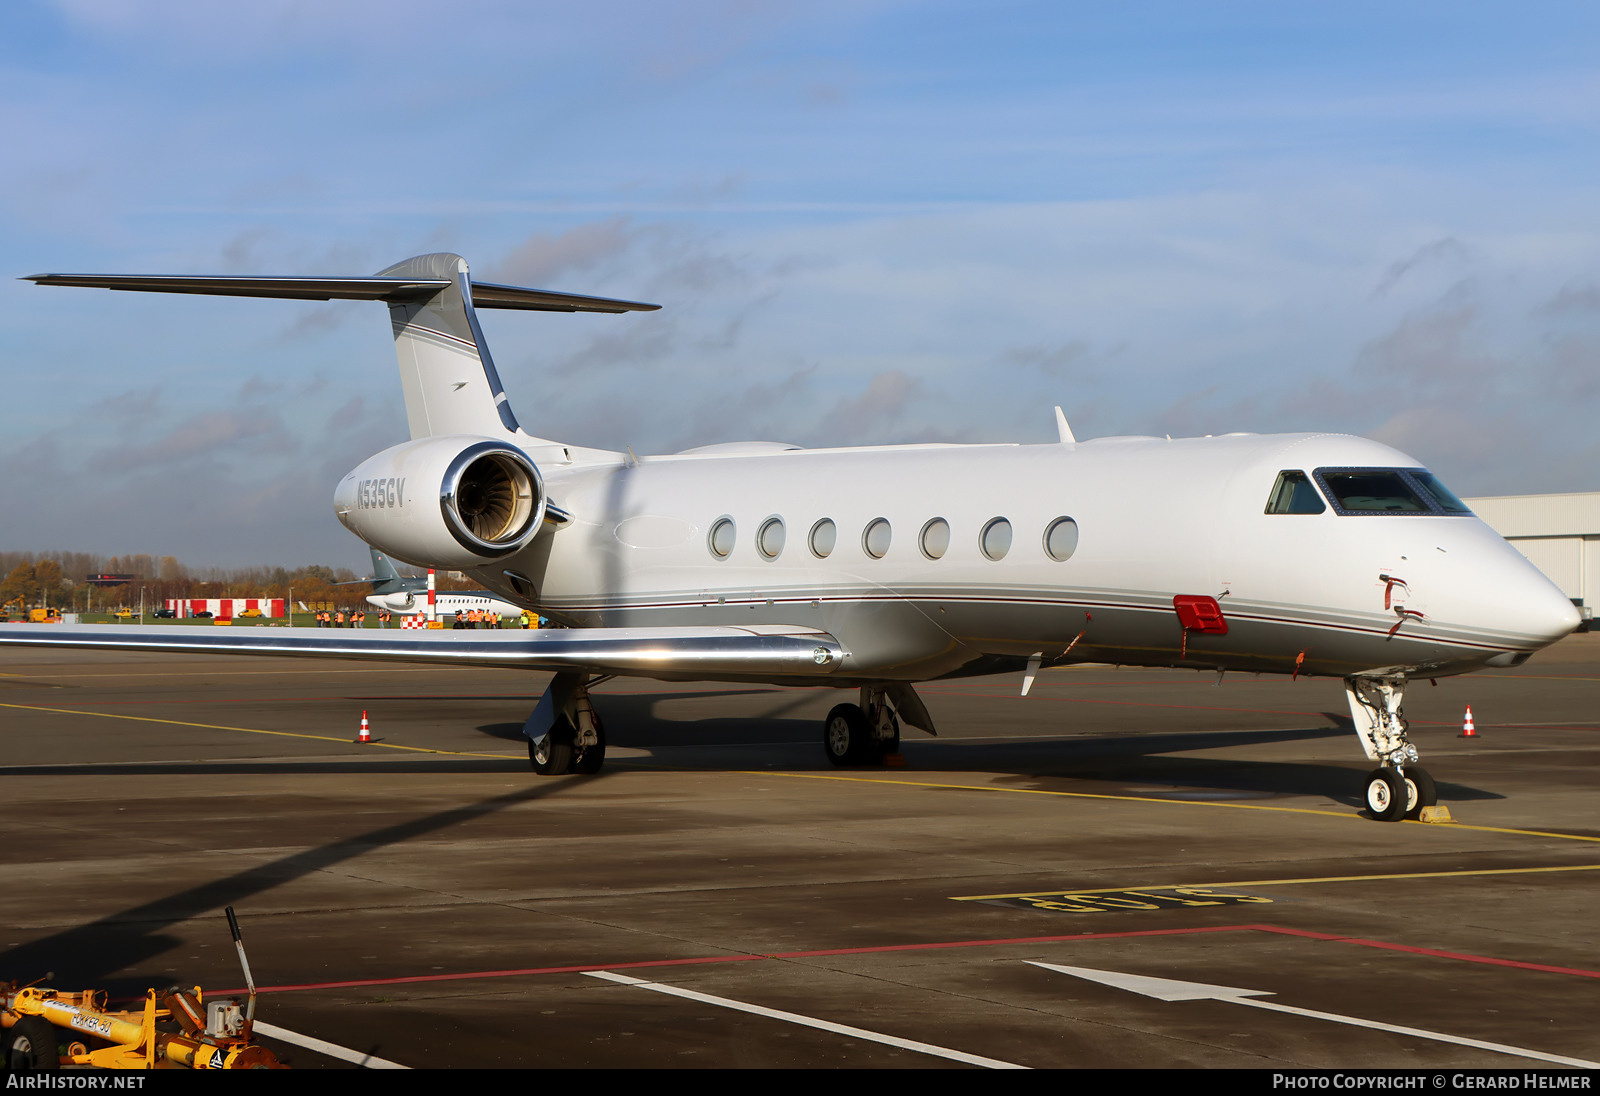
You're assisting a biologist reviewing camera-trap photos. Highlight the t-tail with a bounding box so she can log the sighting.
[24,253,659,445]
[368,549,416,595]
[25,254,652,570]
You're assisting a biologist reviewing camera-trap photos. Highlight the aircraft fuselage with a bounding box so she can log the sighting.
[467,430,1577,686]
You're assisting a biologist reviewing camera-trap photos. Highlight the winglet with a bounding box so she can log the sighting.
[1054,406,1076,444]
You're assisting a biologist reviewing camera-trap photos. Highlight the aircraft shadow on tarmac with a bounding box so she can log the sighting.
[0,695,1504,793]
[474,692,1505,808]
[0,782,580,996]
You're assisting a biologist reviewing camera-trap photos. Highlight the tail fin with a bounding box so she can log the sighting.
[377,253,522,439]
[376,253,665,441]
[369,549,408,594]
[25,254,659,443]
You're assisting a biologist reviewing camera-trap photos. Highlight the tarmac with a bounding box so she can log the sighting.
[2,633,1598,1069]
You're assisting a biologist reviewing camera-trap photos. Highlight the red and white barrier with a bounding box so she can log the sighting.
[165,598,285,619]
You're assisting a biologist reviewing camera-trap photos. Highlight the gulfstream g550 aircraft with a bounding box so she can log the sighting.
[0,253,1578,819]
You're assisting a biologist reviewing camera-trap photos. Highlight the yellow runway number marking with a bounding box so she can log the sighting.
[979,886,1275,915]
[953,863,1600,904]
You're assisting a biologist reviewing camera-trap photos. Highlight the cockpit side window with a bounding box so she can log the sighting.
[1312,467,1473,516]
[1265,470,1327,514]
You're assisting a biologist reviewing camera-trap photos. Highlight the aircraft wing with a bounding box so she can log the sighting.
[0,623,844,680]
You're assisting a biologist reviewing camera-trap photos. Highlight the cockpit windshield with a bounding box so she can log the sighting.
[1409,470,1473,513]
[1312,467,1474,516]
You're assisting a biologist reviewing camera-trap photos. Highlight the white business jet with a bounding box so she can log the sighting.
[0,254,1577,819]
[353,548,523,621]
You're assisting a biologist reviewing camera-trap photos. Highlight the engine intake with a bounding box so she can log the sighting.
[335,436,549,570]
[442,443,543,554]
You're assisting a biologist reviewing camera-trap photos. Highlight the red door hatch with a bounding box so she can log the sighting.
[1173,594,1228,635]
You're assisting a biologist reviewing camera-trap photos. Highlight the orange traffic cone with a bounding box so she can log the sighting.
[357,710,371,744]
[1459,705,1476,738]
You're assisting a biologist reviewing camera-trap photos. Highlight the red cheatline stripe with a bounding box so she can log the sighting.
[213,923,1600,996]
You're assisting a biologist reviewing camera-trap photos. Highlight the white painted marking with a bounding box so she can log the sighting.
[1030,962,1269,1002]
[1030,962,1600,1068]
[251,1020,410,1069]
[585,970,1028,1069]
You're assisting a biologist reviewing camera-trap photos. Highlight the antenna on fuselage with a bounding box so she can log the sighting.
[1054,406,1076,444]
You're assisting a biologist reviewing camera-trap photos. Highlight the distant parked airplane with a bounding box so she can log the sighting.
[354,548,522,620]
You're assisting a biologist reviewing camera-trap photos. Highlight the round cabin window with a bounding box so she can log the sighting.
[863,518,892,559]
[980,517,1012,561]
[709,517,736,559]
[809,519,837,558]
[1044,516,1079,561]
[758,517,786,560]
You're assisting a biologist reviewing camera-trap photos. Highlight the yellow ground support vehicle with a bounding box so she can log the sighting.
[27,608,60,623]
[0,907,285,1070]
[1,984,284,1069]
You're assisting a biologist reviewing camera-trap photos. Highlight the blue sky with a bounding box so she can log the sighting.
[3,1,1598,566]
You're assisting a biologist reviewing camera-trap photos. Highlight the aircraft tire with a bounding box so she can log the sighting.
[5,1016,60,1070]
[823,703,871,766]
[1364,767,1409,821]
[530,720,574,776]
[1403,766,1437,820]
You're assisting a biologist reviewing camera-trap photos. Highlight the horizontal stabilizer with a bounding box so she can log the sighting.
[0,623,844,681]
[23,272,660,313]
[27,252,658,441]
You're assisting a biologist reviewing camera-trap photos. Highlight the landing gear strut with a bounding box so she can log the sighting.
[823,686,902,766]
[526,673,606,776]
[1346,675,1437,821]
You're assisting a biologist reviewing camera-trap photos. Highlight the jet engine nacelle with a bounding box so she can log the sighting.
[335,435,548,571]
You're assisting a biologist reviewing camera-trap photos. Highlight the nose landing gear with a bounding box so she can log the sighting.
[1346,675,1439,821]
[1363,764,1437,821]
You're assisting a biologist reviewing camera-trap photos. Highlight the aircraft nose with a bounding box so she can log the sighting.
[1434,528,1581,656]
[1497,557,1580,649]
[1533,584,1582,645]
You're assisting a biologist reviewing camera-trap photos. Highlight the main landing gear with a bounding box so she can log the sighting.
[526,673,606,776]
[1345,674,1438,821]
[823,686,906,766]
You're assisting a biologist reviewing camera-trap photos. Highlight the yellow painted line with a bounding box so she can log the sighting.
[953,863,1600,900]
[752,771,1600,844]
[0,702,522,759]
[751,770,1356,817]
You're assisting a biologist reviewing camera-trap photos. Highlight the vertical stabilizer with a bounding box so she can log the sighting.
[376,253,522,439]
